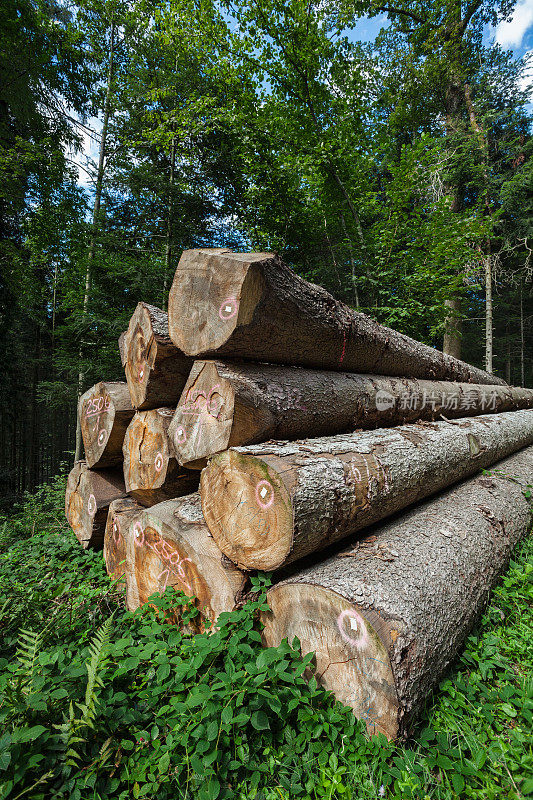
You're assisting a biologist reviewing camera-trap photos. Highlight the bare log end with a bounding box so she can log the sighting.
[170,360,236,468]
[200,449,293,570]
[65,461,126,549]
[168,249,273,355]
[262,582,399,739]
[124,302,162,408]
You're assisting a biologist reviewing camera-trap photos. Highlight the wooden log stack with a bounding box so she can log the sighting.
[65,248,533,740]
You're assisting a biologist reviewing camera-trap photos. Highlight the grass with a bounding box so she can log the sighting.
[0,473,531,800]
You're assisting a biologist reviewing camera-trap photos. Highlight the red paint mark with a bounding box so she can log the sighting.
[339,330,347,365]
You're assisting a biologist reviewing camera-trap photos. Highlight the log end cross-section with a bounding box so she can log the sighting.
[79,381,134,468]
[65,461,127,549]
[262,583,399,739]
[168,249,274,356]
[123,301,192,409]
[123,408,200,506]
[200,449,294,571]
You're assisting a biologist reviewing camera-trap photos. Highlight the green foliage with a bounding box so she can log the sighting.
[0,482,532,799]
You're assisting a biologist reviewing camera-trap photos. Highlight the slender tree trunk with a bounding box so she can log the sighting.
[520,284,525,386]
[162,136,176,312]
[340,213,360,309]
[463,82,493,373]
[75,22,115,462]
[485,255,493,372]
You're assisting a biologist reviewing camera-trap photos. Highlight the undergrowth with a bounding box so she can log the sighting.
[0,475,532,800]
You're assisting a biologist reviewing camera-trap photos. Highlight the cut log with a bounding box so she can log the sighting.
[123,302,193,409]
[262,445,533,740]
[65,461,127,549]
[79,381,134,468]
[171,360,533,468]
[200,409,533,571]
[123,407,199,506]
[132,494,248,630]
[168,249,505,385]
[103,497,143,610]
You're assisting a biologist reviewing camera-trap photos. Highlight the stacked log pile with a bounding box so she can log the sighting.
[66,248,533,739]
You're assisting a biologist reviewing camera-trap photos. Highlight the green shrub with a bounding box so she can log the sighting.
[0,480,531,800]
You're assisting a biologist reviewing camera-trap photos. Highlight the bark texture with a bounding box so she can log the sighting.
[262,446,533,740]
[123,407,199,506]
[133,494,248,629]
[123,302,193,409]
[172,360,533,468]
[65,461,126,549]
[168,249,505,385]
[200,410,533,571]
[79,381,134,468]
[103,497,143,610]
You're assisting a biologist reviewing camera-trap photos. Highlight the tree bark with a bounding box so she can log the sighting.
[168,249,505,385]
[200,409,533,571]
[65,461,126,549]
[123,302,193,409]
[442,296,462,359]
[132,494,248,630]
[122,407,199,506]
[103,496,143,610]
[262,446,533,741]
[74,22,115,462]
[79,381,134,468]
[171,360,533,468]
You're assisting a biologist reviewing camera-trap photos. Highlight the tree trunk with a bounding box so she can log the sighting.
[118,331,127,367]
[171,360,533,468]
[123,302,193,409]
[520,285,525,386]
[168,250,505,385]
[79,381,134,468]
[122,408,199,506]
[200,409,533,571]
[132,494,248,630]
[103,496,143,610]
[262,446,533,740]
[442,296,462,359]
[65,460,126,549]
[74,22,115,462]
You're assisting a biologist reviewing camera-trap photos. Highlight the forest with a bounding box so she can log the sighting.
[1,0,532,506]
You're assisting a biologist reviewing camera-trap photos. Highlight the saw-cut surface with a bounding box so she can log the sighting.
[123,408,199,506]
[103,497,143,610]
[123,302,193,409]
[65,461,126,549]
[79,381,134,467]
[133,494,248,630]
[262,445,533,739]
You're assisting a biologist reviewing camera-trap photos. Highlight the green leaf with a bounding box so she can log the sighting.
[251,711,270,730]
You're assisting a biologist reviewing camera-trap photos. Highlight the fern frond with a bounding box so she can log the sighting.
[14,628,43,693]
[81,615,113,731]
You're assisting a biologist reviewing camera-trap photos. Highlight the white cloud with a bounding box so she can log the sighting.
[495,0,533,48]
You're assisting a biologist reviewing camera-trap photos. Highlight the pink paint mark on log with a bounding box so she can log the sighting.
[255,480,274,509]
[133,522,145,547]
[174,425,187,445]
[154,452,163,472]
[98,429,108,446]
[218,297,238,320]
[87,494,97,516]
[337,609,368,649]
